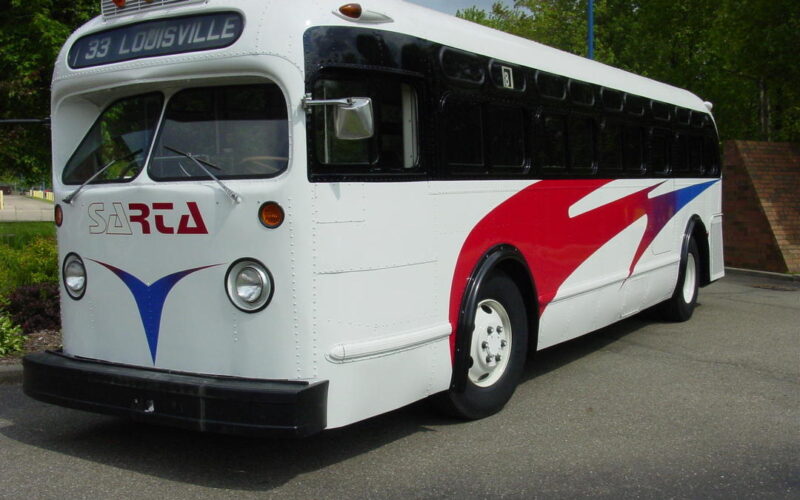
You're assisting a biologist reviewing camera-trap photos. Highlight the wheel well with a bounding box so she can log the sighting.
[495,258,539,356]
[689,218,711,287]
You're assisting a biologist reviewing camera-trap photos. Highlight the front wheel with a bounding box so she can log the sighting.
[658,238,700,322]
[434,271,528,419]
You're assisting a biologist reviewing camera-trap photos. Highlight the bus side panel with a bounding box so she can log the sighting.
[312,182,453,428]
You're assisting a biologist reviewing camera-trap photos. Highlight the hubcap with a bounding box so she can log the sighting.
[682,253,697,303]
[469,299,512,387]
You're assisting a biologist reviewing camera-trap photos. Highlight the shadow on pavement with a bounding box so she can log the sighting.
[0,311,660,491]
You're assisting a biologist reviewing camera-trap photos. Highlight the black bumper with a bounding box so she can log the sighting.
[23,351,328,437]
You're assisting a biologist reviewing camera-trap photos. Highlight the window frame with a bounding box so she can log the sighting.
[307,70,426,180]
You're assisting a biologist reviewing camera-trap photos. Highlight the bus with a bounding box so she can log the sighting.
[23,0,724,437]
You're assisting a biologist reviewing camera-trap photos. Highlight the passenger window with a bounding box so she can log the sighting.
[570,81,595,106]
[537,114,567,172]
[624,126,645,174]
[650,129,670,176]
[599,121,623,172]
[444,98,484,172]
[672,134,689,174]
[487,105,526,171]
[570,116,595,174]
[313,78,419,173]
[537,72,567,100]
[689,136,704,175]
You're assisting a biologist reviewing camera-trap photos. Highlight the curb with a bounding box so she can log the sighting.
[0,363,23,385]
[724,267,800,283]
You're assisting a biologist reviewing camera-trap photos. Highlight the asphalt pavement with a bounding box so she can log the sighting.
[0,272,797,499]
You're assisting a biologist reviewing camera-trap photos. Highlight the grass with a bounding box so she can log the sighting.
[0,222,56,249]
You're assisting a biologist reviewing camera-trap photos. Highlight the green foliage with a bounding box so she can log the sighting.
[0,0,99,185]
[0,235,59,297]
[0,313,24,356]
[0,222,56,249]
[458,0,800,142]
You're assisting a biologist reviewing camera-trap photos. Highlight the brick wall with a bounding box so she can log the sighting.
[722,141,800,273]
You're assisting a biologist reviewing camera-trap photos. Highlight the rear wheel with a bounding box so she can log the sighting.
[659,238,700,321]
[435,271,528,419]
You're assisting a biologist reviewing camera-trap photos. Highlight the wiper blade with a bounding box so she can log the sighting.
[164,146,242,204]
[63,149,142,205]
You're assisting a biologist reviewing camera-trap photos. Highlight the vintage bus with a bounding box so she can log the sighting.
[24,0,724,436]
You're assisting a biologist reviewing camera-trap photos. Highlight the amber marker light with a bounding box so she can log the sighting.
[54,204,63,227]
[339,3,363,19]
[259,202,285,229]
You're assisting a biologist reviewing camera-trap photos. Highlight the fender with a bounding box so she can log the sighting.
[682,214,710,286]
[450,244,533,392]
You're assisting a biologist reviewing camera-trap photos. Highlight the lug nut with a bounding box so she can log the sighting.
[487,326,494,334]
[501,340,507,348]
[495,354,501,362]
[486,355,493,363]
[497,326,503,333]
[481,341,489,350]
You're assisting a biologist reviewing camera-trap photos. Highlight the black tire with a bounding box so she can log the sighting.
[658,238,700,322]
[434,271,528,419]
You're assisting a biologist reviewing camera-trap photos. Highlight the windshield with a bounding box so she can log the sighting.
[62,93,163,185]
[149,84,289,180]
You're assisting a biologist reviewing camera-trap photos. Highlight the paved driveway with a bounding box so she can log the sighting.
[0,194,54,221]
[0,272,797,498]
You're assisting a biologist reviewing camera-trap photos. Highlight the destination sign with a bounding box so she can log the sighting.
[68,12,244,69]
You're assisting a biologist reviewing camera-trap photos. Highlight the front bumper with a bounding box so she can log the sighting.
[23,351,328,437]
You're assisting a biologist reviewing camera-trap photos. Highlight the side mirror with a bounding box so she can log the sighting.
[302,95,375,140]
[334,98,374,140]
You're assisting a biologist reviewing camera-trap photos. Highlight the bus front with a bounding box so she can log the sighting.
[22,0,327,436]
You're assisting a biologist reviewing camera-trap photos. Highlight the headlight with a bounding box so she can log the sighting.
[225,259,273,312]
[63,253,87,300]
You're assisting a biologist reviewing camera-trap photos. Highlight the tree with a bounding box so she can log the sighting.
[458,0,800,143]
[0,0,98,186]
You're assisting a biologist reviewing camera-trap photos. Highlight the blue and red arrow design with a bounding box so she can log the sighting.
[448,179,718,357]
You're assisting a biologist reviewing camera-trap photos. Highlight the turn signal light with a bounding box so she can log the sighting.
[339,3,363,19]
[258,202,285,229]
[54,204,63,227]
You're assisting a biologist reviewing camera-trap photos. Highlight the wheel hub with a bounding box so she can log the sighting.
[469,299,512,387]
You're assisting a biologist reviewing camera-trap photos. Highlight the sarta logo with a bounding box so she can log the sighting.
[88,201,208,235]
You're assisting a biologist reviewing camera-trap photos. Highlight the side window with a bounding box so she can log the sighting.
[444,97,484,173]
[312,77,419,174]
[624,125,645,174]
[672,133,689,175]
[487,105,526,171]
[537,113,567,172]
[599,121,624,173]
[703,137,720,176]
[688,135,704,175]
[569,116,595,174]
[650,128,671,176]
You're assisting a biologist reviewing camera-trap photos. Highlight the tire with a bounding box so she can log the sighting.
[658,238,700,322]
[434,271,528,419]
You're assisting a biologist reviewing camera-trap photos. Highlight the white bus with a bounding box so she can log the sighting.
[24,0,724,436]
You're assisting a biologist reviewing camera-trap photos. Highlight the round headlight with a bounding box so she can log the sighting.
[63,253,87,300]
[225,259,273,312]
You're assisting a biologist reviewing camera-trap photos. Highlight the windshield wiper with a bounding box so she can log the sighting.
[164,146,242,204]
[63,149,142,204]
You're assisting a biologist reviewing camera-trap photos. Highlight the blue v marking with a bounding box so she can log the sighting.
[91,260,219,363]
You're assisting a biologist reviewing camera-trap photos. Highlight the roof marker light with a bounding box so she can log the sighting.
[339,3,363,19]
[334,4,394,24]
